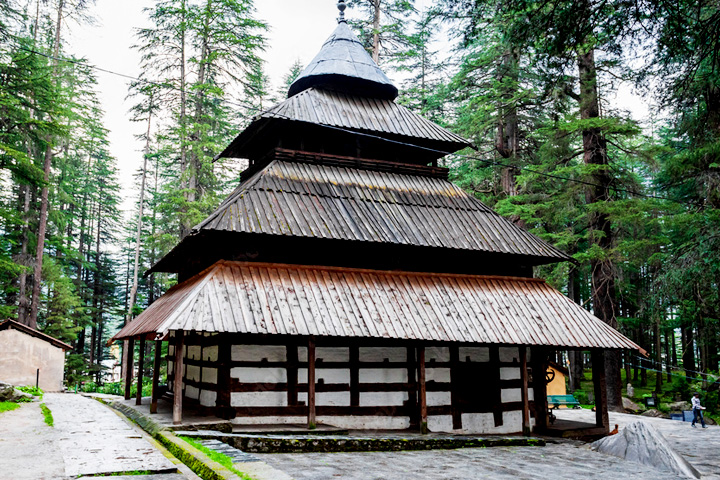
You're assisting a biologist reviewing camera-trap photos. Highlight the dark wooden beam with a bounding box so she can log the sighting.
[150,340,162,414]
[520,346,530,436]
[530,347,548,432]
[287,344,298,406]
[592,349,609,432]
[449,346,461,429]
[489,345,503,427]
[308,336,316,429]
[418,346,428,434]
[406,346,418,428]
[350,345,359,406]
[124,338,134,400]
[216,335,234,419]
[136,338,145,405]
[173,331,185,425]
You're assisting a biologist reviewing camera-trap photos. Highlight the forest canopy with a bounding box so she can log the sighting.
[0,0,718,408]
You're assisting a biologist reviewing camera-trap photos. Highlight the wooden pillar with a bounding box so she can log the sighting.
[150,340,162,414]
[489,345,503,427]
[173,331,185,425]
[520,346,530,436]
[530,347,548,432]
[124,338,134,400]
[406,346,418,428]
[349,345,359,406]
[307,336,316,429]
[287,343,298,406]
[136,337,145,405]
[449,346,461,429]
[592,349,609,432]
[418,346,428,434]
[216,335,234,419]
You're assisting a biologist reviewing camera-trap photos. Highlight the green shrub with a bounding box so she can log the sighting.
[573,390,589,404]
[17,385,43,398]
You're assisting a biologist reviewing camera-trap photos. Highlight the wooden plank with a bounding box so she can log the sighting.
[173,331,185,425]
[418,346,428,434]
[150,340,162,414]
[592,349,609,432]
[520,346,530,436]
[406,346,418,428]
[308,336,316,429]
[124,339,134,401]
[136,338,145,406]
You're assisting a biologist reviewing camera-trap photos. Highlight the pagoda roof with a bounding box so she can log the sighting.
[288,21,398,100]
[113,260,643,354]
[192,151,567,260]
[216,88,470,161]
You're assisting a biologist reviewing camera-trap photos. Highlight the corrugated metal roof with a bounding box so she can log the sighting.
[113,260,643,353]
[267,88,468,147]
[193,158,569,261]
[288,21,398,100]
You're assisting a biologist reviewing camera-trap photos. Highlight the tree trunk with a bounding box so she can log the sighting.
[178,0,190,239]
[29,0,64,329]
[683,325,696,374]
[371,0,381,63]
[17,184,32,324]
[568,263,585,390]
[577,46,622,411]
[655,318,663,393]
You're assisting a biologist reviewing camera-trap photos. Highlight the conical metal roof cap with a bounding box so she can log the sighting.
[288,20,398,100]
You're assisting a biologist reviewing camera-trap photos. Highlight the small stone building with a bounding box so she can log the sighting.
[0,319,71,391]
[113,3,644,436]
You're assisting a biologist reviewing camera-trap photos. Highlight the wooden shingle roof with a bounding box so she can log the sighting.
[113,260,643,353]
[192,152,568,261]
[216,88,470,160]
[288,21,398,100]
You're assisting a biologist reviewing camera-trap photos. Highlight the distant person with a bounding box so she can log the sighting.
[691,392,707,428]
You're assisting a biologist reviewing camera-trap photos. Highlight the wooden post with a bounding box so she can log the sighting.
[406,346,418,429]
[124,338,134,400]
[449,345,462,429]
[150,340,162,414]
[520,346,530,436]
[216,335,234,419]
[349,345,359,406]
[592,349,609,432]
[530,347,548,432]
[136,337,145,405]
[418,346,428,434]
[307,336,316,429]
[173,331,185,425]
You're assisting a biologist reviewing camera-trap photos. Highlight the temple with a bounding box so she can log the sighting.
[113,1,643,436]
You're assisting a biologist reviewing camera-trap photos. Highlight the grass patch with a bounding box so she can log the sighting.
[179,436,254,480]
[40,403,53,426]
[0,402,20,414]
[17,385,43,399]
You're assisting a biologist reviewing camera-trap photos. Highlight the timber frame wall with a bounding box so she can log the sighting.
[166,332,541,433]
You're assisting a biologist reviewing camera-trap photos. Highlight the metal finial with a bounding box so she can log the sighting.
[337,0,347,23]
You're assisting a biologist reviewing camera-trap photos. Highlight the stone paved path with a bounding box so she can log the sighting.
[257,442,683,480]
[44,393,179,477]
[0,401,65,480]
[0,393,193,480]
[554,408,720,479]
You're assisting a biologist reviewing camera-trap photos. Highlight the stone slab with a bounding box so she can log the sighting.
[44,393,178,477]
[257,443,683,480]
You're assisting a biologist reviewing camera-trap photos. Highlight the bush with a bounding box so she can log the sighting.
[573,390,589,405]
[80,380,153,397]
[17,386,43,397]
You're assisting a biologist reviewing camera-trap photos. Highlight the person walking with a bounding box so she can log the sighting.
[691,392,707,428]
